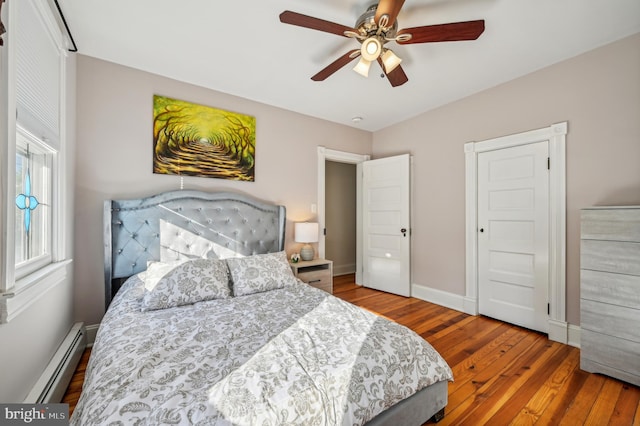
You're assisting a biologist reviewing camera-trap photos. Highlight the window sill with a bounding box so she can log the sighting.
[0,259,73,324]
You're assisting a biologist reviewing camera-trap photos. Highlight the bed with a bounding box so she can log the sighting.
[71,190,452,425]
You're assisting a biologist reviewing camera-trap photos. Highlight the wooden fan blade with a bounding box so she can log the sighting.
[375,0,406,27]
[397,20,485,44]
[280,10,354,37]
[312,50,360,81]
[377,58,408,87]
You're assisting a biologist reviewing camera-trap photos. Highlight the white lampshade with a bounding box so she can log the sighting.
[295,222,319,243]
[353,57,372,77]
[381,49,402,73]
[295,222,319,261]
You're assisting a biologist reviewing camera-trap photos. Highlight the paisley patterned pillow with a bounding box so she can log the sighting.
[141,258,231,311]
[226,251,297,296]
[140,260,186,292]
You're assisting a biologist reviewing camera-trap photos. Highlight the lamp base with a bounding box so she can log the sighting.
[300,244,314,261]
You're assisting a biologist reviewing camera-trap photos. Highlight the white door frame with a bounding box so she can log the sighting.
[317,147,370,284]
[464,122,568,343]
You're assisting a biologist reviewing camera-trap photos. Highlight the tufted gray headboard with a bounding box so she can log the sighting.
[104,190,286,309]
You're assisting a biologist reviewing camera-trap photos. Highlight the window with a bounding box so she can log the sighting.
[1,0,71,322]
[14,126,55,279]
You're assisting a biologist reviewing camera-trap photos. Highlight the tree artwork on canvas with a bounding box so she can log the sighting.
[153,95,256,181]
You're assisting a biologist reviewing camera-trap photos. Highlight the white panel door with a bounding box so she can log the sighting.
[478,141,549,332]
[360,154,410,297]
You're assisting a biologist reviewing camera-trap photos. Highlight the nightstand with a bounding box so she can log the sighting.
[290,259,333,294]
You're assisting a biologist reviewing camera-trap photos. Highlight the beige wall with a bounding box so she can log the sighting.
[74,55,372,325]
[75,33,639,328]
[325,161,357,275]
[372,33,640,326]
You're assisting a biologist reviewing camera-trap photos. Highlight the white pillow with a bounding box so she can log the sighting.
[141,258,231,311]
[226,251,297,297]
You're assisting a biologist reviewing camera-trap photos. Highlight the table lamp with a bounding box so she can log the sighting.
[295,222,319,261]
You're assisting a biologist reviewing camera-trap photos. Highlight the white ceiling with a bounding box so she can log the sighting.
[57,0,640,132]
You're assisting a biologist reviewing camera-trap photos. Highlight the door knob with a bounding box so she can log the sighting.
[401,228,407,237]
[479,228,484,233]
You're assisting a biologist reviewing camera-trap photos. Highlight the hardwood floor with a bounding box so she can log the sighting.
[62,347,90,416]
[63,274,640,424]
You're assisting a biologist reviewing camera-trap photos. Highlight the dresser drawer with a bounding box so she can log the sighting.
[581,240,640,276]
[298,270,331,291]
[581,299,640,342]
[581,329,640,383]
[581,357,640,388]
[581,269,640,309]
[581,209,640,242]
[297,269,328,282]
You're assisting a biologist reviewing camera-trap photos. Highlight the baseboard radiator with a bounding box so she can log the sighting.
[24,322,86,403]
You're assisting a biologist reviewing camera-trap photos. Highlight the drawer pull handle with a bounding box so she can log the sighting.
[308,279,322,284]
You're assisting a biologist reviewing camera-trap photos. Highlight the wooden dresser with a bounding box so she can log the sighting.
[580,206,640,386]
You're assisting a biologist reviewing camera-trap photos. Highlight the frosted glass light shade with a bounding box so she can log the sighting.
[381,49,402,73]
[361,37,382,61]
[353,57,372,77]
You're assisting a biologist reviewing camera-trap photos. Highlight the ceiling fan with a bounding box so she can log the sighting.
[279,0,485,87]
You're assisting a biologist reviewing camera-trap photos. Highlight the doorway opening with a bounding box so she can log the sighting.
[317,147,369,284]
[325,161,357,276]
[318,148,412,297]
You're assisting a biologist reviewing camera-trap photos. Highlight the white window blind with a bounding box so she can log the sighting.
[15,0,62,150]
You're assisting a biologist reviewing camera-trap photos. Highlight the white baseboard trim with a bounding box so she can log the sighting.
[85,323,100,347]
[463,297,478,315]
[411,285,582,349]
[548,319,568,344]
[547,319,581,348]
[24,322,86,403]
[411,284,466,313]
[568,324,581,348]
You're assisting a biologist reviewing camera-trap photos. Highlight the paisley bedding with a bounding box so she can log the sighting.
[72,268,452,425]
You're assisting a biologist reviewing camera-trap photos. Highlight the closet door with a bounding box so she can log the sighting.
[477,141,549,332]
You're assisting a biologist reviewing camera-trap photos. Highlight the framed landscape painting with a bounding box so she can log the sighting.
[153,95,255,181]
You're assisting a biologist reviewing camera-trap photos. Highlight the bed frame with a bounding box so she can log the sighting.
[103,190,446,425]
[104,190,286,308]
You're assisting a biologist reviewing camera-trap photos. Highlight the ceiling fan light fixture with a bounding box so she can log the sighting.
[360,37,382,61]
[353,57,372,77]
[381,49,402,73]
[280,4,486,87]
